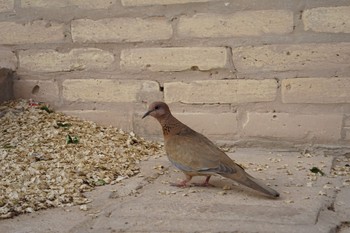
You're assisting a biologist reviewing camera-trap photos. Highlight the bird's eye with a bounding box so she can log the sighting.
[155,105,159,110]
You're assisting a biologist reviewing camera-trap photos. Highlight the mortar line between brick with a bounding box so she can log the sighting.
[225,46,237,74]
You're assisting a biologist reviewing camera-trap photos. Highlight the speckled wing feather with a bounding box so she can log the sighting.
[164,127,240,175]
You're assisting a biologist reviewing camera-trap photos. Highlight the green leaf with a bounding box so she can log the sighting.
[310,167,325,176]
[40,105,54,113]
[95,179,106,186]
[66,135,79,144]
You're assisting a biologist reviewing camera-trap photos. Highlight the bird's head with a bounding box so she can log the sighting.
[142,101,170,120]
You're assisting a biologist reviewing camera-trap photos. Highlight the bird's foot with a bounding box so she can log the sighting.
[170,175,192,188]
[192,176,214,187]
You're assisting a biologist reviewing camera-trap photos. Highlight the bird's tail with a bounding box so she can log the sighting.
[223,173,280,198]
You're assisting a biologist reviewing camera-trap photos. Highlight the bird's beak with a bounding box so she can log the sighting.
[142,110,153,119]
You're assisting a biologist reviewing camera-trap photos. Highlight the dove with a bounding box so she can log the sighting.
[142,101,280,198]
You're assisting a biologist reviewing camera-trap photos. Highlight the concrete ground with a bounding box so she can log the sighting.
[1,148,349,233]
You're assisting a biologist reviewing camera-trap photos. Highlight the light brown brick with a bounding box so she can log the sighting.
[62,79,161,102]
[178,11,293,38]
[0,48,17,70]
[72,17,172,43]
[344,115,350,127]
[232,43,350,73]
[13,79,59,103]
[242,112,342,142]
[282,78,350,104]
[164,79,277,104]
[345,128,350,141]
[21,0,116,9]
[19,48,114,72]
[61,110,133,131]
[121,0,217,6]
[0,0,14,12]
[303,6,350,33]
[0,20,65,44]
[135,111,237,140]
[174,112,238,139]
[120,47,227,72]
[133,111,162,140]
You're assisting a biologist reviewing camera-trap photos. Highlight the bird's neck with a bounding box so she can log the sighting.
[158,114,185,137]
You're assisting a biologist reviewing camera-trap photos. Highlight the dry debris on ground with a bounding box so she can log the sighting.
[0,99,163,219]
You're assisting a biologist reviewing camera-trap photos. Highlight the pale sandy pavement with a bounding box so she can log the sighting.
[1,148,349,233]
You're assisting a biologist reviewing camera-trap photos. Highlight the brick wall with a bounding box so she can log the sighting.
[1,0,350,146]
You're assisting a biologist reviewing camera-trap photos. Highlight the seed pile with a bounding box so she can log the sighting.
[0,100,163,218]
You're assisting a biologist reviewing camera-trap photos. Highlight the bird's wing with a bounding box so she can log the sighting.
[165,129,240,175]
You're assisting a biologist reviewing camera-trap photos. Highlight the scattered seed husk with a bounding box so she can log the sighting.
[318,191,327,196]
[79,205,88,211]
[217,191,227,195]
[0,99,163,219]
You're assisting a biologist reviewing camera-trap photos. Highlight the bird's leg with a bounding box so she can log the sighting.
[170,174,192,188]
[203,175,212,186]
[193,175,215,187]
